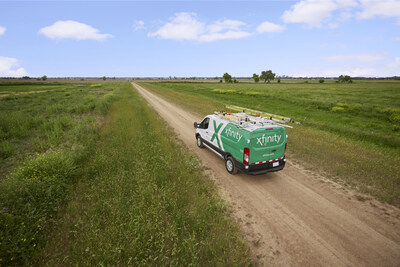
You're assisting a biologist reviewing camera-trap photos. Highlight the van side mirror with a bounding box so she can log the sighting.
[194,122,198,128]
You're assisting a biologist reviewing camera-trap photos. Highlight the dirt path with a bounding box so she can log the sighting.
[133,82,400,266]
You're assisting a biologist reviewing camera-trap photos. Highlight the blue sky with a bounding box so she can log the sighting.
[0,0,399,77]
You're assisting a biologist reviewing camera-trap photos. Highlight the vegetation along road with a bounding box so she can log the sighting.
[1,82,251,265]
[133,82,400,266]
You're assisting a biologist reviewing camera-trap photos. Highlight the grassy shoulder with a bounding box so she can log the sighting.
[0,82,119,265]
[139,81,400,207]
[40,83,252,265]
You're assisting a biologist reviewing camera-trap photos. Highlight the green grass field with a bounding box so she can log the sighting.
[0,82,117,175]
[0,81,119,264]
[139,81,400,206]
[0,82,251,265]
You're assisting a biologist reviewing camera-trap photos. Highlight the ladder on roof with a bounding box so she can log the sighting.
[214,111,248,125]
[226,105,301,125]
[214,111,293,128]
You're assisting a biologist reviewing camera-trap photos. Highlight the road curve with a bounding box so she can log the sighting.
[133,82,400,266]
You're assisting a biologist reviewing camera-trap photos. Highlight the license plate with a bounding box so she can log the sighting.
[273,162,279,167]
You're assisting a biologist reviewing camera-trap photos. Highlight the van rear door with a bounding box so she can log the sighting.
[250,127,286,164]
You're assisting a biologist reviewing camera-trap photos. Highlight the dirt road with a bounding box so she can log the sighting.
[133,82,400,266]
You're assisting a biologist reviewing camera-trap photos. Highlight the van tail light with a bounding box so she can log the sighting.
[244,148,250,165]
[284,143,287,157]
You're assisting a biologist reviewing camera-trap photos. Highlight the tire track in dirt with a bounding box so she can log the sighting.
[133,82,400,266]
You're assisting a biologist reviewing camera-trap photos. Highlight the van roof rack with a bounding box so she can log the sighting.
[213,105,300,128]
[226,105,301,125]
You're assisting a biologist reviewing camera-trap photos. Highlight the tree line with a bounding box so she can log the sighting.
[221,70,354,83]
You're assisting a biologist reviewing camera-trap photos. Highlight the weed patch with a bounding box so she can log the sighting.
[0,141,13,159]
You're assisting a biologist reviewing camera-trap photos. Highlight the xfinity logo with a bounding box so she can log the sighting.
[257,134,281,146]
[225,127,243,142]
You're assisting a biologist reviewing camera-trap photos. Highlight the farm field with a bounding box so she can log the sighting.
[0,81,251,265]
[139,81,400,206]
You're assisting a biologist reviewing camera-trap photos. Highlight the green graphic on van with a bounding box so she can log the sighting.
[256,134,282,146]
[224,127,243,142]
[211,120,223,149]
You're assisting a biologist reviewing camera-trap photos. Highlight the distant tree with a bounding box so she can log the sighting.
[338,75,352,83]
[41,75,47,81]
[252,73,260,83]
[277,78,281,83]
[22,76,30,80]
[103,76,106,81]
[222,72,232,83]
[233,79,238,83]
[260,70,276,83]
[319,79,324,83]
[219,79,223,83]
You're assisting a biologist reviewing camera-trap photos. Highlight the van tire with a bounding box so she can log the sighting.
[196,135,204,148]
[225,157,238,174]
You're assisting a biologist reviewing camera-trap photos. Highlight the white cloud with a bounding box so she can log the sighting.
[281,0,357,28]
[357,0,400,23]
[133,20,145,31]
[257,21,286,33]
[149,13,204,41]
[325,53,385,62]
[39,20,113,41]
[148,12,252,42]
[207,19,245,33]
[197,30,251,42]
[0,26,6,35]
[0,56,28,77]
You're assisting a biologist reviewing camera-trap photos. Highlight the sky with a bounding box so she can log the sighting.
[0,0,399,78]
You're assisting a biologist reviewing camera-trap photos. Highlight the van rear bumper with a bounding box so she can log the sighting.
[196,135,286,175]
[234,158,286,175]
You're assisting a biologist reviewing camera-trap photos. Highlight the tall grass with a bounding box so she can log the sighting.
[0,82,117,174]
[40,83,251,265]
[0,82,121,265]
